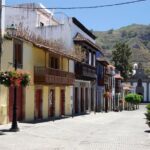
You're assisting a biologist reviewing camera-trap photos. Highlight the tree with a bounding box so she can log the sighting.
[112,42,132,80]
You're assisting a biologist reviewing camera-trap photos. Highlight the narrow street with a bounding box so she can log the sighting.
[0,105,150,150]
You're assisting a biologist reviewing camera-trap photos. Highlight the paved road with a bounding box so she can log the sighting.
[0,105,150,150]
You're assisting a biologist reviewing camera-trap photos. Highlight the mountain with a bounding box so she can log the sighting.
[94,24,150,71]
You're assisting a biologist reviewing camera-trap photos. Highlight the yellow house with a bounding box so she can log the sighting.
[0,32,75,124]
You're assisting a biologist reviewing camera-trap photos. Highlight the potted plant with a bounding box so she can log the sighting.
[145,104,150,127]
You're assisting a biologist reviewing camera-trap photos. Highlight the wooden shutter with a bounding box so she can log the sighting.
[14,40,23,68]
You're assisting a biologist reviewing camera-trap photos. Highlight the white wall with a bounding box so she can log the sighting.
[5,7,37,30]
[34,22,73,51]
[69,60,74,73]
[5,4,96,54]
[142,82,147,102]
[133,82,137,90]
[34,18,96,51]
[5,4,57,30]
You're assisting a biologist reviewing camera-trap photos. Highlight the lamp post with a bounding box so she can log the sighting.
[6,25,19,132]
[10,59,19,132]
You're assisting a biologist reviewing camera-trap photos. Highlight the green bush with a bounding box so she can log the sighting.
[125,93,142,104]
[125,93,142,110]
[125,93,135,103]
[134,94,142,104]
[146,104,150,110]
[145,104,150,127]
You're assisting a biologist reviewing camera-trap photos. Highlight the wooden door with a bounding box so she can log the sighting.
[9,86,24,122]
[75,88,78,114]
[91,88,94,111]
[85,88,88,110]
[81,88,84,113]
[17,87,24,120]
[60,89,65,116]
[35,89,42,119]
[48,89,55,117]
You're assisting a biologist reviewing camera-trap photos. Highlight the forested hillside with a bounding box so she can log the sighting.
[94,24,150,71]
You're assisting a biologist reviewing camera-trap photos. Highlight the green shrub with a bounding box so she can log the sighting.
[145,104,150,126]
[134,94,142,104]
[146,104,150,110]
[125,93,143,104]
[125,93,142,104]
[125,93,135,103]
[125,93,142,110]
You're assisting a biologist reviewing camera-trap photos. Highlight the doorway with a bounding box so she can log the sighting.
[75,87,79,114]
[91,88,94,111]
[9,86,24,122]
[60,89,65,116]
[81,88,84,113]
[48,89,55,117]
[85,88,88,111]
[35,89,43,120]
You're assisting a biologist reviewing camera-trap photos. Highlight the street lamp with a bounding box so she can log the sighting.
[6,24,17,36]
[6,25,19,132]
[10,59,19,132]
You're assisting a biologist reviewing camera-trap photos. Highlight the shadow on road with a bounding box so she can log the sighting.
[144,130,150,133]
[0,129,16,135]
[0,130,6,135]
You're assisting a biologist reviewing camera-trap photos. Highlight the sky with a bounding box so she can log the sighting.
[5,0,150,31]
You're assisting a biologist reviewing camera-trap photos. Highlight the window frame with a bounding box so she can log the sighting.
[49,54,60,69]
[13,39,23,69]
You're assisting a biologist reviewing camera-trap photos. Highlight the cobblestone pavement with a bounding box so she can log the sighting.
[0,105,150,150]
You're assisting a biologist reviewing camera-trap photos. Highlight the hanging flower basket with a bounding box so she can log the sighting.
[0,70,31,87]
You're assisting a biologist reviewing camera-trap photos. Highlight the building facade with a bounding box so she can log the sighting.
[0,30,75,124]
[96,56,109,112]
[128,63,150,103]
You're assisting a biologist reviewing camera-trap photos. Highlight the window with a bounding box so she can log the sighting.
[89,52,91,65]
[49,56,59,69]
[13,39,23,68]
[93,53,96,67]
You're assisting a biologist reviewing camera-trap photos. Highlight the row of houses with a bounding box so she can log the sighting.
[0,3,124,125]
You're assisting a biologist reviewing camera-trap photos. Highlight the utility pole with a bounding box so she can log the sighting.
[0,0,2,70]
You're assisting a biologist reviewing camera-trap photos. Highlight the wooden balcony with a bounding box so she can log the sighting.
[34,66,75,85]
[75,62,96,80]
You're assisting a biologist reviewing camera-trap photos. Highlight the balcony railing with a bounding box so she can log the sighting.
[75,62,96,79]
[34,66,75,85]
